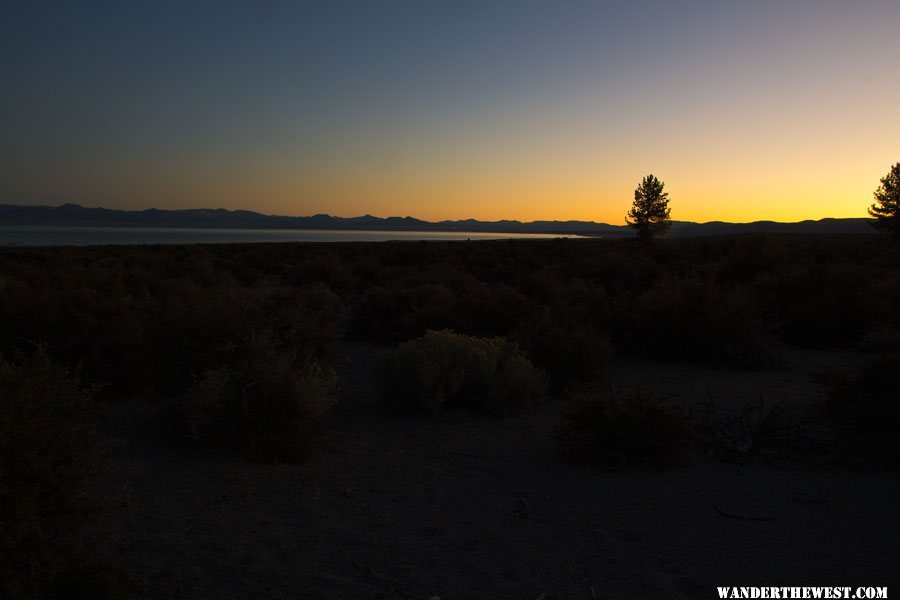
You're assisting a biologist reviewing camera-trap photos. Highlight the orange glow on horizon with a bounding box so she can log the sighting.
[4,3,898,225]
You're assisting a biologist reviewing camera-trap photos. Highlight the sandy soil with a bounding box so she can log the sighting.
[88,344,900,599]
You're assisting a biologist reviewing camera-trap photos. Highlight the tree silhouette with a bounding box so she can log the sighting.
[626,174,671,240]
[868,162,900,239]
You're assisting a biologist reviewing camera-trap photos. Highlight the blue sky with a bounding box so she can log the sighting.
[2,1,899,222]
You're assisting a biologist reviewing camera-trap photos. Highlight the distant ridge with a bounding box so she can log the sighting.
[0,203,874,237]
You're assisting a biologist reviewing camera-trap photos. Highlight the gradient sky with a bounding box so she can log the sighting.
[2,1,898,223]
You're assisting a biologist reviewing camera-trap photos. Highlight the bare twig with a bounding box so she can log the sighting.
[714,505,774,522]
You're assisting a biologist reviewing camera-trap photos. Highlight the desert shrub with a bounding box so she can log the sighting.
[713,235,785,283]
[295,282,346,352]
[0,347,98,598]
[611,276,775,367]
[508,277,612,389]
[177,332,336,462]
[115,280,341,398]
[824,353,900,434]
[48,563,137,599]
[4,235,900,409]
[819,353,900,465]
[556,389,689,467]
[583,245,660,291]
[694,396,793,464]
[557,278,612,328]
[763,264,877,347]
[516,267,568,309]
[350,283,457,343]
[512,311,613,391]
[283,249,356,291]
[248,283,345,361]
[453,283,539,338]
[0,245,347,400]
[858,323,900,354]
[378,330,545,415]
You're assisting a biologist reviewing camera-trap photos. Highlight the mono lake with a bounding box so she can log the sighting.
[0,226,580,246]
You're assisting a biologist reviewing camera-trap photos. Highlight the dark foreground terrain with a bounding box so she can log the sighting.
[2,236,899,597]
[89,344,899,599]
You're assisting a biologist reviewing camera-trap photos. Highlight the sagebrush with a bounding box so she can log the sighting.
[378,329,545,415]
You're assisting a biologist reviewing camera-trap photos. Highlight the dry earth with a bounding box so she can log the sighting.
[88,344,900,599]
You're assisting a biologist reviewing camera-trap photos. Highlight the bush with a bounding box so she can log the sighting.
[0,347,98,598]
[824,353,900,441]
[556,389,689,467]
[695,395,793,464]
[858,324,900,354]
[763,264,877,347]
[612,276,776,368]
[378,330,545,415]
[817,353,900,465]
[4,235,899,416]
[512,312,613,391]
[452,283,539,338]
[350,283,457,343]
[177,332,336,462]
[252,283,345,360]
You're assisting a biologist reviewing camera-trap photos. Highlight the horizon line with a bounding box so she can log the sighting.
[0,201,873,228]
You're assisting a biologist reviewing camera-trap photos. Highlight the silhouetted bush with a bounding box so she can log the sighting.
[350,283,457,343]
[0,347,98,598]
[762,264,877,347]
[858,324,900,354]
[816,353,900,465]
[556,389,689,467]
[824,353,900,437]
[378,330,545,415]
[48,562,137,599]
[612,276,775,367]
[712,235,785,283]
[512,311,613,390]
[250,283,345,362]
[452,283,539,338]
[176,332,336,462]
[694,395,793,464]
[2,235,900,410]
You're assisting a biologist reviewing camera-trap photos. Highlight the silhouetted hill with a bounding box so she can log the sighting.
[668,218,872,236]
[0,203,873,237]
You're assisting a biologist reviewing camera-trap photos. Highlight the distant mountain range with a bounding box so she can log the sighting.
[0,203,875,237]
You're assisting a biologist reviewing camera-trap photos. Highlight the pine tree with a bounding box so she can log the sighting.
[868,162,900,239]
[626,174,671,240]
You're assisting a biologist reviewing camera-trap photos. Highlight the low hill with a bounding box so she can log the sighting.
[0,203,873,237]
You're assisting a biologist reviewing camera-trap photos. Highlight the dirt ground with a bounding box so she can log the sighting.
[88,343,900,599]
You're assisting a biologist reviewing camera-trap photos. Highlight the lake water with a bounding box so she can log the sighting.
[0,226,578,246]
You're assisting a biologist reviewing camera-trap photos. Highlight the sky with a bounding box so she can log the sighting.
[1,1,898,224]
